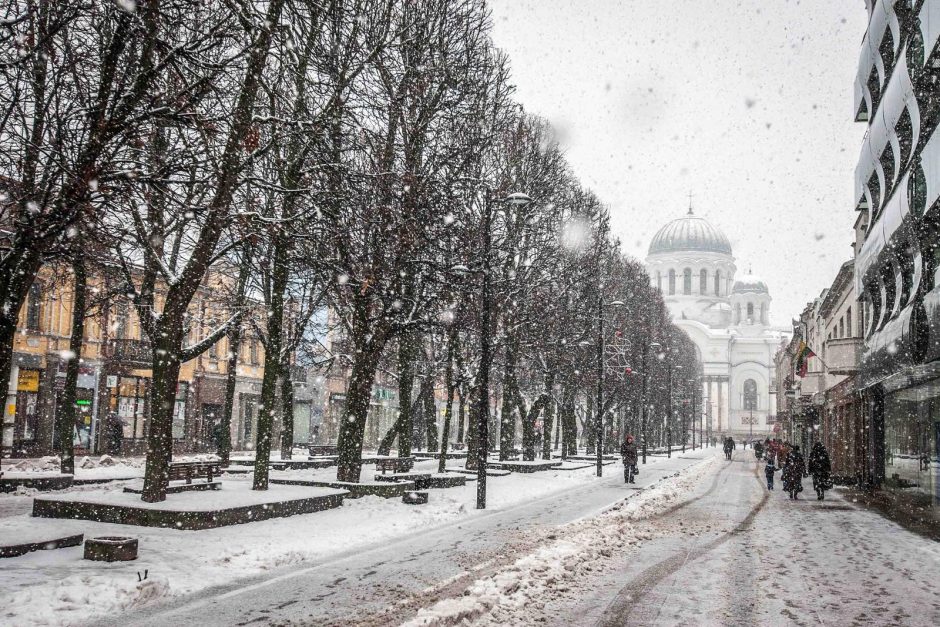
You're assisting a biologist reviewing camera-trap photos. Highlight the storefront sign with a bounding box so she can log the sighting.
[17,370,40,392]
[331,393,347,403]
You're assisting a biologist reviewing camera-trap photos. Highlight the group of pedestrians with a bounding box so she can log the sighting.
[757,438,833,500]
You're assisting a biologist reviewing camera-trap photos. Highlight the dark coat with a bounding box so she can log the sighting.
[620,441,638,465]
[723,438,735,452]
[808,443,832,489]
[782,451,805,492]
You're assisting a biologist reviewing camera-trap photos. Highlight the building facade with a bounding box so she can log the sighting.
[646,209,788,440]
[852,0,940,504]
[1,262,311,458]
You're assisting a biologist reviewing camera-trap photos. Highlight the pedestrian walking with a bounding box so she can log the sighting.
[764,455,778,490]
[754,439,764,460]
[723,436,735,460]
[808,442,833,500]
[620,435,638,484]
[782,445,806,500]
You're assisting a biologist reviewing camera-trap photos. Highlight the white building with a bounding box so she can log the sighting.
[646,208,788,440]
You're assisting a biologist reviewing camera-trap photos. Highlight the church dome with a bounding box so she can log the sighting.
[648,210,733,256]
[732,275,769,294]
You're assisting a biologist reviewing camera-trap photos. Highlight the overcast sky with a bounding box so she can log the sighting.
[489,0,868,326]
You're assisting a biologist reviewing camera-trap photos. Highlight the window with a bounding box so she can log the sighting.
[746,302,754,322]
[896,107,913,167]
[115,301,129,339]
[907,21,925,71]
[908,159,928,217]
[867,65,881,113]
[839,318,845,338]
[172,382,188,439]
[249,338,259,365]
[879,145,895,198]
[868,171,881,215]
[683,268,692,295]
[743,379,758,411]
[668,269,676,295]
[714,270,721,296]
[700,269,707,295]
[25,283,42,332]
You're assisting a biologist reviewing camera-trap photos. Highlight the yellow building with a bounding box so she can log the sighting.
[1,261,293,458]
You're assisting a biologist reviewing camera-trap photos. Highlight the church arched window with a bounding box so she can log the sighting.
[683,268,692,295]
[714,270,721,296]
[746,302,754,322]
[700,269,707,295]
[743,379,758,411]
[668,269,676,295]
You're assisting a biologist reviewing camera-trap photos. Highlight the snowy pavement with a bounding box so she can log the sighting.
[410,449,940,627]
[0,451,701,626]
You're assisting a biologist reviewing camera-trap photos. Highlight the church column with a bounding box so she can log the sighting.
[717,378,725,434]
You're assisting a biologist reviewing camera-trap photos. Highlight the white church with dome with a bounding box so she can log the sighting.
[646,208,788,440]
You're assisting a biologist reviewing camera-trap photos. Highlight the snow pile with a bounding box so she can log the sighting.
[3,456,61,472]
[404,457,717,626]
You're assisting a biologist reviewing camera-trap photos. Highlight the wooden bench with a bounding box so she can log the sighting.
[376,457,414,474]
[167,461,222,485]
[308,444,338,457]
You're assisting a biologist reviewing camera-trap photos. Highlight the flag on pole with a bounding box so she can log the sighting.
[793,341,816,377]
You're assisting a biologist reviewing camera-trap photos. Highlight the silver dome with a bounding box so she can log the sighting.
[648,211,732,256]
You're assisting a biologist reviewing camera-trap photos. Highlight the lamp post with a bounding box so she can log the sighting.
[640,340,660,464]
[475,190,531,510]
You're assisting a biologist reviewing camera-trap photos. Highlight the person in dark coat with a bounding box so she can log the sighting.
[754,439,765,461]
[620,435,639,483]
[105,413,124,455]
[782,445,806,500]
[808,442,833,500]
[764,455,778,490]
[723,436,735,460]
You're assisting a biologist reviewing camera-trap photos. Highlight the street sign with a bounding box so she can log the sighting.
[106,375,118,388]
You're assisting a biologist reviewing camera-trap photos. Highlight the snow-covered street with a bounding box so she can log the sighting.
[3,448,930,626]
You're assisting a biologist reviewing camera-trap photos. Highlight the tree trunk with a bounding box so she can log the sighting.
[141,327,184,503]
[280,354,295,460]
[57,250,86,475]
[498,347,517,460]
[253,232,289,490]
[464,382,480,470]
[336,347,382,483]
[438,329,456,473]
[456,386,465,444]
[541,372,556,460]
[397,332,418,458]
[424,377,438,452]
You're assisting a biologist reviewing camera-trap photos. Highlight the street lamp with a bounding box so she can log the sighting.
[640,340,661,465]
[475,190,531,510]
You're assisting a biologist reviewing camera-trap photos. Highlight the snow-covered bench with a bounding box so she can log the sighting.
[167,461,222,488]
[376,457,414,474]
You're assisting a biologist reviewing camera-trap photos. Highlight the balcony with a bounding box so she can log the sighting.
[106,338,152,366]
[825,337,863,375]
[797,373,824,397]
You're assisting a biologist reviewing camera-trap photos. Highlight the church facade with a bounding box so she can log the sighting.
[646,210,788,440]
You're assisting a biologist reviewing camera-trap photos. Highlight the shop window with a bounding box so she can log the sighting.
[116,377,148,439]
[668,269,676,295]
[25,283,42,331]
[683,268,692,295]
[700,269,707,295]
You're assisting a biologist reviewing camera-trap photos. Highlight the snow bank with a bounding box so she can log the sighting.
[403,456,718,626]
